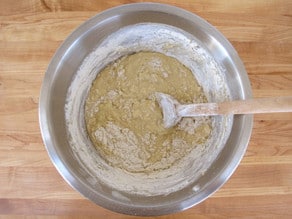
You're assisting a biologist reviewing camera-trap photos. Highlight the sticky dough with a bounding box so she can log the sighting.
[85,51,212,173]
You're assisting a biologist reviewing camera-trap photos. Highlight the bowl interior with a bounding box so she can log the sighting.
[40,3,253,216]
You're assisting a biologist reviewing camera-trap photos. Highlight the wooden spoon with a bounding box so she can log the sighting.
[155,92,292,128]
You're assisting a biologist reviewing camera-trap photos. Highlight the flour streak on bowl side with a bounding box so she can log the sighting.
[39,3,253,216]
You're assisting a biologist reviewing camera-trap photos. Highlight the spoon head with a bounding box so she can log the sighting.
[155,92,181,128]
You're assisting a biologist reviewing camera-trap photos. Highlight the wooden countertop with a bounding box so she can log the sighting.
[1,0,291,218]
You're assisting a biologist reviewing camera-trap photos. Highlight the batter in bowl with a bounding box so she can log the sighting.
[85,51,212,174]
[66,23,233,196]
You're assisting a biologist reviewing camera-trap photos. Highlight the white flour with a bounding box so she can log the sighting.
[65,23,233,196]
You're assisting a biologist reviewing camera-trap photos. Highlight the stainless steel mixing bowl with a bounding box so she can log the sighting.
[39,3,253,216]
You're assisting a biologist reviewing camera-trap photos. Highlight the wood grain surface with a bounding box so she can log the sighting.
[0,0,292,218]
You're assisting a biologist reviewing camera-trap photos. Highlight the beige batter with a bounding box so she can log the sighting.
[85,51,211,173]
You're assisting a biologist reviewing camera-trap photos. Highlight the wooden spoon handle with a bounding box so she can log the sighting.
[178,96,292,116]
